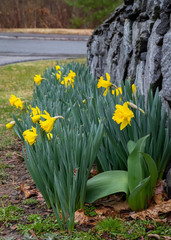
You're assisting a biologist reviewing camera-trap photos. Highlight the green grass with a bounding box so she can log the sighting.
[0,203,24,227]
[95,217,171,239]
[0,58,86,149]
[17,213,60,237]
[23,198,39,205]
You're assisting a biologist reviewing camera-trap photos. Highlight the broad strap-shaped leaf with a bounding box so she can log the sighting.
[141,152,158,198]
[127,140,136,154]
[128,176,150,211]
[128,135,149,192]
[85,170,128,203]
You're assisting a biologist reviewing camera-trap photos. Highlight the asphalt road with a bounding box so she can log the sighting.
[0,32,89,66]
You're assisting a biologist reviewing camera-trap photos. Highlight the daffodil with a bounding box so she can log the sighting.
[97,73,113,96]
[56,65,62,81]
[61,70,76,88]
[112,87,122,96]
[39,110,63,133]
[9,95,23,110]
[30,106,42,123]
[34,74,43,85]
[56,71,61,81]
[32,115,41,123]
[9,95,17,106]
[56,65,61,71]
[6,121,15,129]
[23,126,38,145]
[132,84,136,97]
[112,102,134,130]
[14,98,23,110]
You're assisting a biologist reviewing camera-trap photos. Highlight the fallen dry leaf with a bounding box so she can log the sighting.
[20,183,38,198]
[153,194,163,205]
[130,199,171,221]
[36,191,45,202]
[74,209,105,225]
[112,201,130,213]
[153,180,166,204]
[147,233,160,239]
[94,193,125,207]
[163,237,171,240]
[30,229,36,238]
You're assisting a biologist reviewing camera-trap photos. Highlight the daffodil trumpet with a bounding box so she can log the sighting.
[39,110,64,133]
[112,102,134,130]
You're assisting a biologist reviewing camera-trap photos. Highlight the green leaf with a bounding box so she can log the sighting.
[127,140,136,154]
[128,135,149,192]
[141,152,158,198]
[128,176,150,211]
[85,171,129,203]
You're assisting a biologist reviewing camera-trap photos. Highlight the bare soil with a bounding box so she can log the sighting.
[0,140,55,239]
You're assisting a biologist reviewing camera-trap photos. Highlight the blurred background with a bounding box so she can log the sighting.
[0,0,123,29]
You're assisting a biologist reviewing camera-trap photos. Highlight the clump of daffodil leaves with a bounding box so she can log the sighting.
[7,62,171,231]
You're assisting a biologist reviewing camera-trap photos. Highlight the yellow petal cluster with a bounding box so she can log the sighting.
[97,73,113,96]
[9,95,23,110]
[40,117,56,133]
[112,87,122,96]
[39,110,63,133]
[112,102,134,130]
[56,72,61,81]
[23,126,38,145]
[56,65,61,71]
[132,84,136,97]
[61,70,76,88]
[6,121,15,129]
[34,74,43,85]
[56,65,61,81]
[9,95,17,106]
[30,106,42,123]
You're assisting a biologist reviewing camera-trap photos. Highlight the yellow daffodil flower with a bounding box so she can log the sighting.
[56,65,61,71]
[30,106,42,123]
[14,98,24,110]
[32,115,41,123]
[9,95,23,110]
[47,133,53,140]
[6,121,15,129]
[68,70,76,79]
[31,106,41,116]
[112,87,122,96]
[132,84,136,97]
[9,95,17,106]
[112,102,134,130]
[82,99,86,104]
[34,74,43,85]
[23,126,38,145]
[61,70,76,88]
[97,73,113,96]
[56,72,61,81]
[39,110,64,133]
